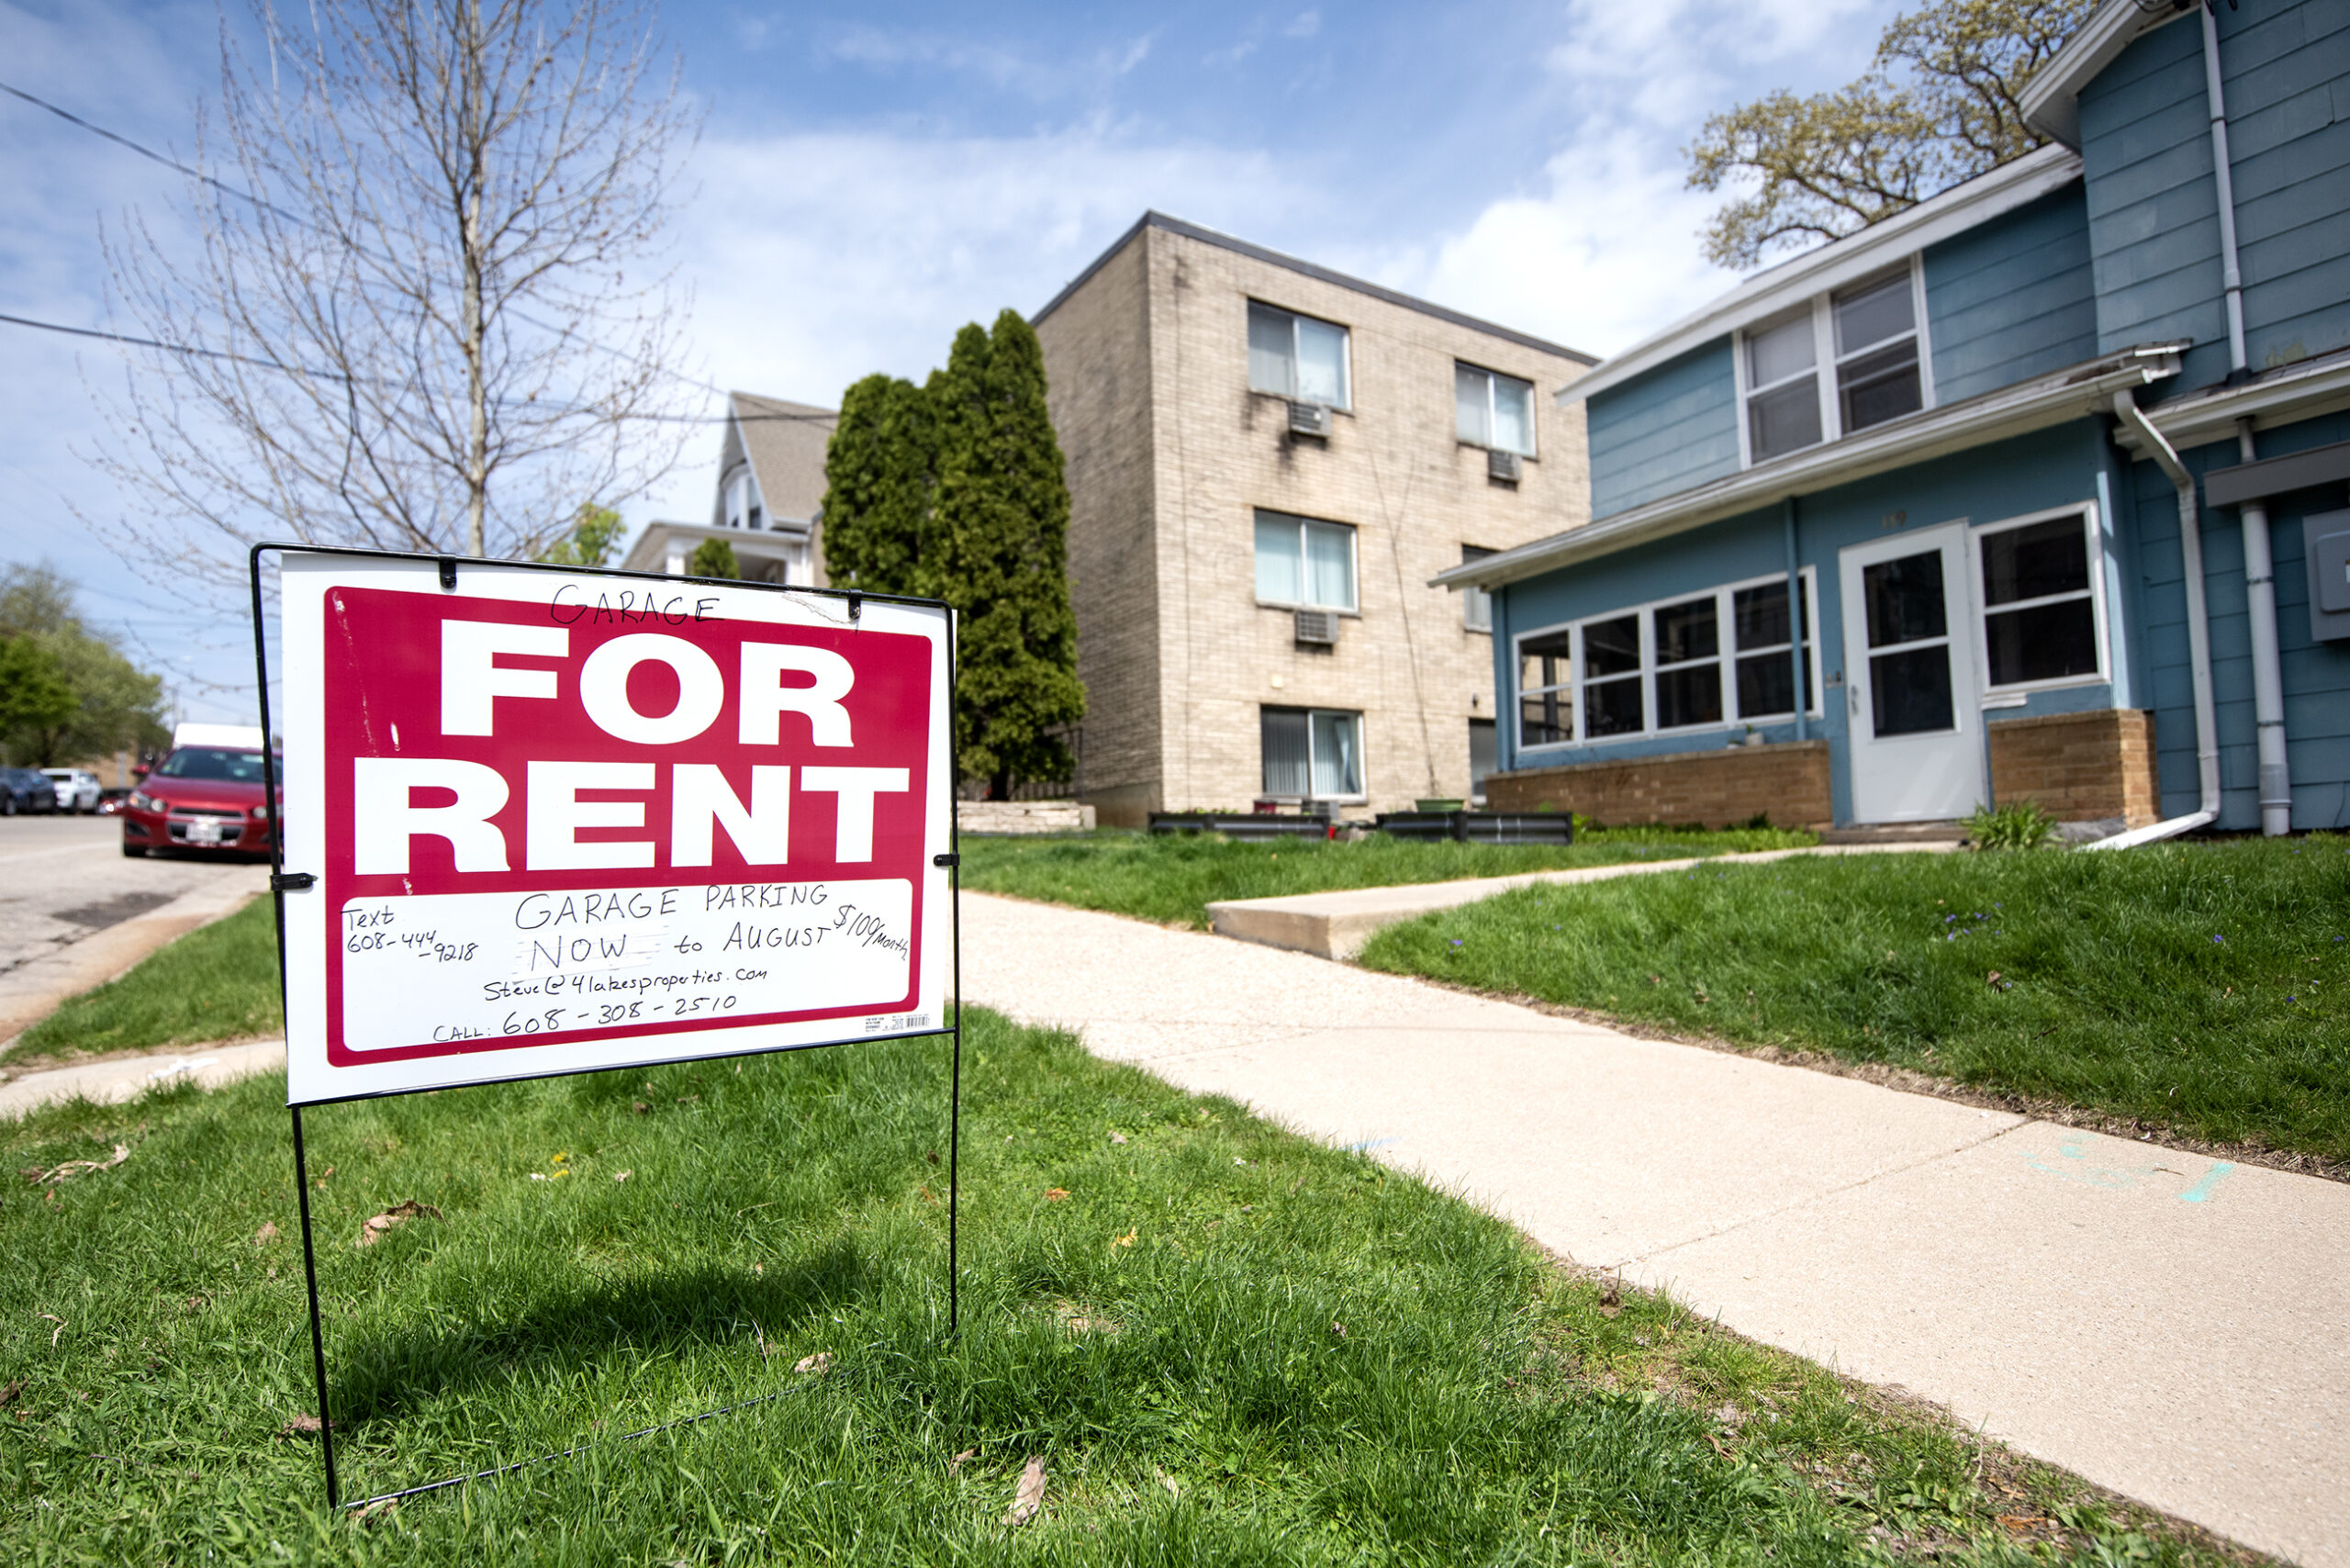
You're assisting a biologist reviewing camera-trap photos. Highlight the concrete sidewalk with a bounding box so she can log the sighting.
[0,1039,285,1121]
[960,890,2350,1568]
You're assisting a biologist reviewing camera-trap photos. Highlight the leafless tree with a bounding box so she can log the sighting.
[87,0,703,594]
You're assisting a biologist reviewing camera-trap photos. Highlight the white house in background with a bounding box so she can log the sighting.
[622,391,836,585]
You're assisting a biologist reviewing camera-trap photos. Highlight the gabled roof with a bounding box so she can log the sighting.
[1556,144,2084,409]
[719,392,835,527]
[1032,211,1597,365]
[2020,0,2199,148]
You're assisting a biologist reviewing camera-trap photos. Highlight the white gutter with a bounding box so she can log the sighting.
[2086,391,2221,849]
[1438,344,2182,592]
[2201,4,2250,375]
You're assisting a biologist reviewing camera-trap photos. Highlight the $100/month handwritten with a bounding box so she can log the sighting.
[337,879,914,1051]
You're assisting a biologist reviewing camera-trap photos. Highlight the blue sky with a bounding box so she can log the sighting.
[0,0,1899,722]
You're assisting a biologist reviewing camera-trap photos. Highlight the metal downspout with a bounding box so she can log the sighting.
[2234,420,2293,834]
[2201,2,2250,375]
[2088,392,2221,848]
[2201,6,2292,833]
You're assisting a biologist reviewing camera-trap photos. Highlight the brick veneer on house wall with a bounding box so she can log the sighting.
[1986,708,2157,825]
[1483,741,1831,828]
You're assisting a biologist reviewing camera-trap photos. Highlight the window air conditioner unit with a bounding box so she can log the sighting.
[1293,608,1337,646]
[1487,448,1523,483]
[1287,400,1332,439]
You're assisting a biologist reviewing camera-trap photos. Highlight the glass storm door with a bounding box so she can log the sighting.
[1838,524,1982,823]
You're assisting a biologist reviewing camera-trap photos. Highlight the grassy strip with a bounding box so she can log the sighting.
[1360,837,2350,1166]
[0,1010,2251,1562]
[9,896,283,1065]
[961,824,1815,929]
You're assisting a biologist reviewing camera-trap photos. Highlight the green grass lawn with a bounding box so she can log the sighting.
[0,1010,2249,1563]
[8,896,284,1066]
[1360,836,2350,1166]
[961,825,1815,929]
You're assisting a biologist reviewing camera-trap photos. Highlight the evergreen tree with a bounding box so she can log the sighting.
[928,310,1086,798]
[537,504,626,567]
[687,537,741,579]
[820,374,939,597]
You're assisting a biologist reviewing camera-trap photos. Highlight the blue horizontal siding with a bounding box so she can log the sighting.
[1922,184,2098,402]
[2123,407,2350,829]
[2081,0,2350,398]
[1585,337,1740,519]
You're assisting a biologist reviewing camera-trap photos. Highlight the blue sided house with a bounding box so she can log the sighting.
[1440,0,2350,838]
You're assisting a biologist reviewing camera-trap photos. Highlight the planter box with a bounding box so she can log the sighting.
[1373,810,1575,845]
[1150,811,1335,841]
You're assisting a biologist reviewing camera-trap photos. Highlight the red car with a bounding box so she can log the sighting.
[120,745,281,858]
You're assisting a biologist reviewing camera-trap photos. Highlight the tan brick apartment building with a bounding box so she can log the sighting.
[1034,214,1595,825]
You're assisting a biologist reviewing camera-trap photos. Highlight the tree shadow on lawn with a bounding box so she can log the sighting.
[324,1240,872,1428]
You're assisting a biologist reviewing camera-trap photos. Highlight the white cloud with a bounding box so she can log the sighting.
[820,25,1156,103]
[1284,10,1322,39]
[643,121,1325,519]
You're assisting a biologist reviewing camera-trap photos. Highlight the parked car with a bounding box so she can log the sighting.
[41,767,103,813]
[119,745,280,857]
[1,767,58,815]
[96,788,132,816]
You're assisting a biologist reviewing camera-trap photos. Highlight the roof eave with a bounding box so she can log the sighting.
[2019,0,2190,148]
[1555,145,2084,409]
[1438,345,2183,592]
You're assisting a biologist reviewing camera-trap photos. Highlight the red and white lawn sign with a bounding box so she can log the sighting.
[273,555,953,1104]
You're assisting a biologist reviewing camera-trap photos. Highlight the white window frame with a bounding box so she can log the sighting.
[1732,258,1935,470]
[1253,510,1360,614]
[1511,567,1824,752]
[1247,300,1353,410]
[1967,501,2109,696]
[1259,705,1369,803]
[1455,363,1538,457]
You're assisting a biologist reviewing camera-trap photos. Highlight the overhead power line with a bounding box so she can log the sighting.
[0,76,737,404]
[0,310,829,423]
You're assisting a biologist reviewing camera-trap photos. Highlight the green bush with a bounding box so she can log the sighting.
[1965,799,2058,851]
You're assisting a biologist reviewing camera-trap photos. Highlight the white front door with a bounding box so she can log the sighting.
[1840,524,1983,823]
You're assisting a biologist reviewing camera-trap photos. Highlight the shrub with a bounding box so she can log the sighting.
[1965,799,2057,851]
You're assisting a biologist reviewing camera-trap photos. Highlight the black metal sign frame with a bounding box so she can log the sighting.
[246,543,965,1511]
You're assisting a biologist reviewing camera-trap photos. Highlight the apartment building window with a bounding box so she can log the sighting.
[1514,569,1820,749]
[1740,261,1930,465]
[1255,510,1357,611]
[1516,629,1572,746]
[1455,364,1536,456]
[1460,545,1496,632]
[1248,301,1351,409]
[1261,707,1364,799]
[1975,507,2103,689]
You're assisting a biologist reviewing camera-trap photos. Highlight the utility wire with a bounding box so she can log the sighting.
[0,310,829,423]
[0,76,746,407]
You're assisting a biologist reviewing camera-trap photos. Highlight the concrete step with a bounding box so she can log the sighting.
[1815,821,1968,846]
[1206,842,1962,959]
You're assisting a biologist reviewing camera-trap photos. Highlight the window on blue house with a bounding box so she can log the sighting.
[1832,274,1922,433]
[1974,508,2103,689]
[1513,569,1819,750]
[1744,312,1821,462]
[1517,629,1573,746]
[1739,261,1932,467]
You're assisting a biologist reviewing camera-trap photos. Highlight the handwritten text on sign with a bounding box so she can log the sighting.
[337,879,916,1052]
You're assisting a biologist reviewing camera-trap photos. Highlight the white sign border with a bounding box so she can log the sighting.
[272,552,956,1106]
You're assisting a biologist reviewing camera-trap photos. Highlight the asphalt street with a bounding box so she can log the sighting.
[0,816,263,976]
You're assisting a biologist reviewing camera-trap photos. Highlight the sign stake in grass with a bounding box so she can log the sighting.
[247,543,964,1512]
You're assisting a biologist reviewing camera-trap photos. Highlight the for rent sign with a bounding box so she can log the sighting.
[274,554,954,1104]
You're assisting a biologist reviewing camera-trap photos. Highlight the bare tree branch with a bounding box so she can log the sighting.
[82,0,703,601]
